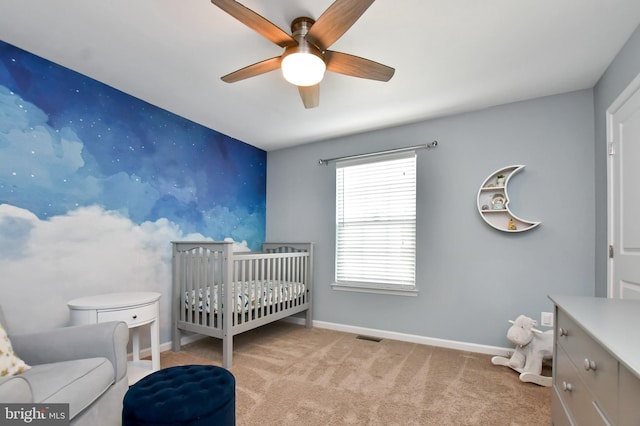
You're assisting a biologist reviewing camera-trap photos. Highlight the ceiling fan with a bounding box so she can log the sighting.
[210,0,395,109]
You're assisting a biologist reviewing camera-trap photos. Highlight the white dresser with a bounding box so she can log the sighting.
[68,292,161,385]
[549,295,640,425]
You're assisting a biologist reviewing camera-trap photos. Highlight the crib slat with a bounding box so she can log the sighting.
[196,249,203,326]
[214,248,223,330]
[187,250,194,324]
[264,257,271,317]
[276,256,282,312]
[293,255,299,307]
[239,258,246,324]
[287,256,292,308]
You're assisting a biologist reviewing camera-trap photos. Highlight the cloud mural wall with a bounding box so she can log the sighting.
[0,41,266,337]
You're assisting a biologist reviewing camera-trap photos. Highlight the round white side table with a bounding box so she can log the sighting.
[67,291,161,385]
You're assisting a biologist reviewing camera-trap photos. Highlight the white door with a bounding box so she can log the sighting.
[608,73,640,299]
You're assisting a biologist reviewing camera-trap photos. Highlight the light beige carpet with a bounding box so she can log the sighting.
[160,321,551,425]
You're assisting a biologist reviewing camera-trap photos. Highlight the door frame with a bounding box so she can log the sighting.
[606,72,640,298]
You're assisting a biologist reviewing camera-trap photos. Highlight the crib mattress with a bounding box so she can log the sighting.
[185,281,306,314]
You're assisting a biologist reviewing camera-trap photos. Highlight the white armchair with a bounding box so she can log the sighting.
[0,306,129,425]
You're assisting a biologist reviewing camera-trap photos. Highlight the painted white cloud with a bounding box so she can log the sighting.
[0,203,205,335]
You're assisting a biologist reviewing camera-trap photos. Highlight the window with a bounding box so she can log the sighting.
[333,151,417,295]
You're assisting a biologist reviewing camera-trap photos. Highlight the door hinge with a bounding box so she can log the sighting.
[609,245,614,258]
[609,142,615,155]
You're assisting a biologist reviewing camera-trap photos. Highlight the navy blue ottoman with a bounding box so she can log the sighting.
[122,365,235,426]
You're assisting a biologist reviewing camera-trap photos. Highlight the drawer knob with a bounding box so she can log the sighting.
[584,358,597,371]
[558,327,568,337]
[562,381,573,392]
[132,314,138,319]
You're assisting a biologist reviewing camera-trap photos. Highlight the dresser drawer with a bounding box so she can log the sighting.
[97,302,158,327]
[555,346,611,426]
[551,385,573,426]
[619,365,640,426]
[556,310,618,420]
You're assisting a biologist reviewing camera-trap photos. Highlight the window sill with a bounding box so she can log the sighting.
[331,283,419,297]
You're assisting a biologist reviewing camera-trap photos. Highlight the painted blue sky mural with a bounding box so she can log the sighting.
[0,41,266,249]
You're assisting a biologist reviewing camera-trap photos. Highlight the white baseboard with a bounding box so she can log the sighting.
[152,318,512,359]
[282,317,512,357]
[177,332,209,347]
[129,335,203,361]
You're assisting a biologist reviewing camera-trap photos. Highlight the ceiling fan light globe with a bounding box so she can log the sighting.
[281,52,326,86]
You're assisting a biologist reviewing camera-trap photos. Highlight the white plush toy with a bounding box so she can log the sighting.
[491,315,553,386]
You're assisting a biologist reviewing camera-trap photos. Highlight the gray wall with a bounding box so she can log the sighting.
[593,25,640,297]
[267,90,595,348]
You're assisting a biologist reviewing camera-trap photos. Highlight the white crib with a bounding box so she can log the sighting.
[171,241,313,368]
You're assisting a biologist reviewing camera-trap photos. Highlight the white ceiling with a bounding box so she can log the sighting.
[1,1,639,151]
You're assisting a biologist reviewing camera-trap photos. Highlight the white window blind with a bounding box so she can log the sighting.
[335,151,416,289]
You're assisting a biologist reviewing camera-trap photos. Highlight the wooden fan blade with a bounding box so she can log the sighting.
[325,50,394,81]
[221,56,282,83]
[306,0,375,50]
[298,84,320,109]
[211,0,297,48]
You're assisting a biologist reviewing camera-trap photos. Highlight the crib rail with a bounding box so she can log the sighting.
[232,251,310,325]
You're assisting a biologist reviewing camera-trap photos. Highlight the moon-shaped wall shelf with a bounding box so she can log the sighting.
[477,165,541,233]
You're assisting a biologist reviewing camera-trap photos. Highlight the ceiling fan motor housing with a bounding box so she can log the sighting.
[283,17,325,63]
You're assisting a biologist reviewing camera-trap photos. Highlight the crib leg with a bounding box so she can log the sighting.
[223,334,233,369]
[172,325,182,352]
[305,307,313,329]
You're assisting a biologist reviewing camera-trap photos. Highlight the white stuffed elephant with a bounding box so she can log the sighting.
[506,315,553,375]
